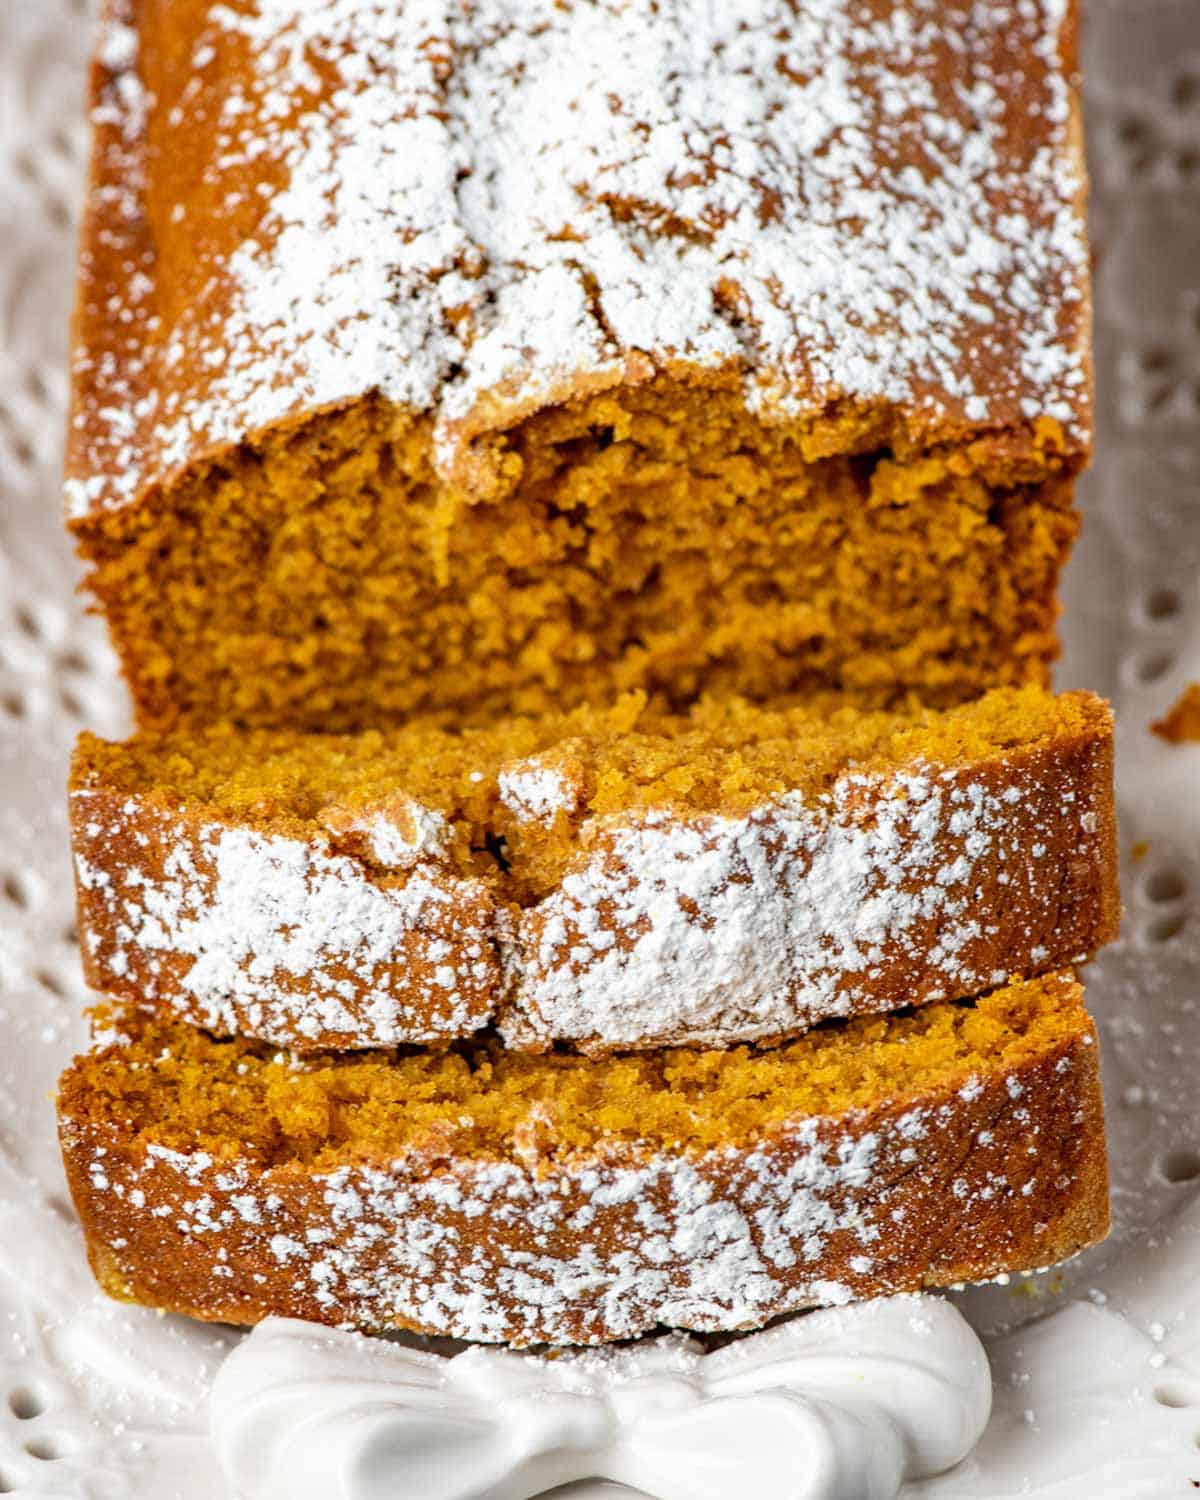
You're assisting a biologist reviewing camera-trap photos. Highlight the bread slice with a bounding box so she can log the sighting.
[68,1,1088,732]
[58,971,1108,1346]
[70,687,1117,1054]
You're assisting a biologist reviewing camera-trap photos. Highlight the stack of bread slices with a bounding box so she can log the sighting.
[58,0,1117,1347]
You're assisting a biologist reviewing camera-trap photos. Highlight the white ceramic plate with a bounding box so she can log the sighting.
[2,0,1200,1494]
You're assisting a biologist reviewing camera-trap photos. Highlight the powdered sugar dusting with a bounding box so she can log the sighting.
[504,758,1106,1052]
[498,759,579,827]
[71,791,499,1045]
[83,1126,889,1343]
[68,0,1089,519]
[319,796,453,870]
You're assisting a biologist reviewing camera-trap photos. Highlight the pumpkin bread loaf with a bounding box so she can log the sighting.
[59,0,1113,1346]
[58,971,1108,1347]
[68,0,1089,733]
[70,686,1118,1054]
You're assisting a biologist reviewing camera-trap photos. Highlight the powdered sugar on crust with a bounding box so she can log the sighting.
[71,791,498,1045]
[504,759,1106,1051]
[319,796,454,871]
[67,0,1089,519]
[498,760,580,827]
[60,997,1105,1345]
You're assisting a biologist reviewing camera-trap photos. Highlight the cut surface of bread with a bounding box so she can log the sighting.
[58,972,1109,1345]
[71,687,1118,1053]
[68,0,1089,732]
[74,386,1083,732]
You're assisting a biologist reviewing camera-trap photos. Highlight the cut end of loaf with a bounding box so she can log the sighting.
[72,379,1082,733]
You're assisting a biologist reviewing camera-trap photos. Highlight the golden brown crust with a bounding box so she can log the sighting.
[69,697,1119,1052]
[57,974,1109,1346]
[503,716,1120,1053]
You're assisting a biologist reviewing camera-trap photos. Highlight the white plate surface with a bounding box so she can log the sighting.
[2,1,1200,1494]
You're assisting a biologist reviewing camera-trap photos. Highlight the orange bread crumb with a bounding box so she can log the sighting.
[1152,684,1200,743]
[74,385,1081,733]
[67,976,1092,1164]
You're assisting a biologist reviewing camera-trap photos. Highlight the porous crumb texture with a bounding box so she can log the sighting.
[57,973,1110,1345]
[68,0,1090,731]
[70,687,1119,1052]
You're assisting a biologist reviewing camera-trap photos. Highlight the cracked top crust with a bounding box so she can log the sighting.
[67,0,1090,521]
